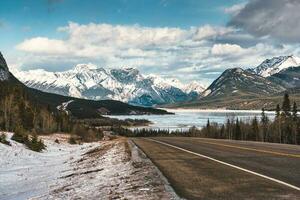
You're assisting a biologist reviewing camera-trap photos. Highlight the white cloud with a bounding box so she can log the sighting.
[17,22,234,58]
[13,21,300,84]
[58,22,188,48]
[15,22,233,72]
[211,43,244,56]
[193,25,234,40]
[16,37,69,54]
[224,3,246,16]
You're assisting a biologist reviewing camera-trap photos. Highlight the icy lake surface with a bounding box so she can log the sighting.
[108,109,275,131]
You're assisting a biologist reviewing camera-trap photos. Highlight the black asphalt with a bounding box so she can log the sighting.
[152,137,300,187]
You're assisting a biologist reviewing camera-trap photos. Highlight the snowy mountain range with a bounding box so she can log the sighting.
[0,52,169,117]
[202,55,300,99]
[248,55,300,77]
[171,55,300,109]
[13,65,205,106]
[12,54,300,108]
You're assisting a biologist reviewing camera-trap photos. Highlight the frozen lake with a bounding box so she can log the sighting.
[107,109,275,131]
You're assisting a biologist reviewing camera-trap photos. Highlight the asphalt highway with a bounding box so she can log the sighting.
[132,137,300,200]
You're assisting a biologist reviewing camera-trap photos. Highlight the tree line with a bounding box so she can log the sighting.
[0,83,104,150]
[0,83,72,134]
[116,94,300,145]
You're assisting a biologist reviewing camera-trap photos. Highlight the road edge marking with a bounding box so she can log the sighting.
[129,139,182,200]
[194,139,300,158]
[145,138,300,191]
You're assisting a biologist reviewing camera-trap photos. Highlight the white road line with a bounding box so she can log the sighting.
[145,138,300,192]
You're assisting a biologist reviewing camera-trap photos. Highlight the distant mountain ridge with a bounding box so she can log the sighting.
[14,65,205,106]
[203,55,300,99]
[168,55,300,110]
[10,53,300,110]
[203,68,286,99]
[248,55,300,77]
[0,53,170,118]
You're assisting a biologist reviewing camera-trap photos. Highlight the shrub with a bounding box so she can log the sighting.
[71,123,104,142]
[95,129,104,140]
[12,128,46,152]
[68,136,77,144]
[11,127,29,144]
[26,134,46,152]
[0,133,11,146]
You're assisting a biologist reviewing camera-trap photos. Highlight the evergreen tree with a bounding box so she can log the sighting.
[250,116,259,141]
[220,124,225,139]
[282,93,291,117]
[261,108,269,142]
[206,119,211,137]
[274,104,282,143]
[292,102,298,144]
[275,104,281,119]
[225,119,231,139]
[292,102,298,121]
[235,118,241,140]
[297,120,300,145]
[280,95,292,144]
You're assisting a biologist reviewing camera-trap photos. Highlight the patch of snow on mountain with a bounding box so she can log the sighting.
[56,100,74,114]
[183,81,206,94]
[251,55,300,77]
[203,89,211,97]
[0,68,9,81]
[13,65,205,106]
[0,52,9,81]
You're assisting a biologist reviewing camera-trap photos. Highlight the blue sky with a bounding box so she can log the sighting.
[1,0,300,84]
[0,0,241,48]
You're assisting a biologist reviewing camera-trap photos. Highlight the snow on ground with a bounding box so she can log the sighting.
[0,133,179,200]
[0,133,98,200]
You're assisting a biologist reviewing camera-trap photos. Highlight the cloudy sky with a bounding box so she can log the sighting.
[1,0,300,85]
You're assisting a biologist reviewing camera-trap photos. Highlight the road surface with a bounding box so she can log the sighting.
[132,137,300,200]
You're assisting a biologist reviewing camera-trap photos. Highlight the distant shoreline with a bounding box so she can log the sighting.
[158,108,276,114]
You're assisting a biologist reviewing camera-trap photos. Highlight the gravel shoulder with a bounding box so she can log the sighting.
[0,133,179,200]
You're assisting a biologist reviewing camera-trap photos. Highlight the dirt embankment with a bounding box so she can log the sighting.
[34,137,179,200]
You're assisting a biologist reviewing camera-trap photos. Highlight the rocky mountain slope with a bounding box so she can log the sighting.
[268,67,300,89]
[0,52,9,81]
[168,55,300,110]
[9,53,300,110]
[0,53,169,118]
[203,68,286,99]
[248,55,300,77]
[13,65,205,106]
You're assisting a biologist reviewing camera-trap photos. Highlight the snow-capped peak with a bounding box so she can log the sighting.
[251,55,300,77]
[13,64,205,106]
[73,63,98,72]
[147,74,205,94]
[183,81,206,94]
[147,74,185,89]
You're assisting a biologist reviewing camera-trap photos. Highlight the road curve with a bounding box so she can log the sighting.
[132,137,300,200]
